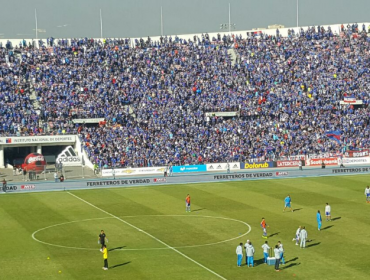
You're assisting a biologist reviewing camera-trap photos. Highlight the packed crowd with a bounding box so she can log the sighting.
[1,23,370,167]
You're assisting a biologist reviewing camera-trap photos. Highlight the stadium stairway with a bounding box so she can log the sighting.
[227,48,238,66]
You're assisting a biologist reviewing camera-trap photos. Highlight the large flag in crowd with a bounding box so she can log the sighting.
[326,131,341,143]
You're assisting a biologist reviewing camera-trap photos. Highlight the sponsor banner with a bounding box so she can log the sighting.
[0,135,76,145]
[213,172,274,180]
[102,166,166,177]
[344,150,370,158]
[154,178,167,183]
[3,185,18,191]
[305,158,338,166]
[206,162,240,171]
[240,162,274,169]
[205,112,239,117]
[342,157,370,165]
[276,160,304,168]
[340,98,362,105]
[276,171,289,176]
[172,165,207,173]
[20,185,36,190]
[332,167,370,174]
[72,118,105,124]
[56,146,82,166]
[86,178,153,187]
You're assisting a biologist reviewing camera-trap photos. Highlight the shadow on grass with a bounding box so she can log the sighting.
[269,232,280,238]
[255,258,266,266]
[109,246,126,252]
[191,208,206,212]
[293,208,302,212]
[283,262,300,269]
[321,225,333,231]
[307,242,321,248]
[110,261,131,269]
[285,257,298,264]
[331,217,341,221]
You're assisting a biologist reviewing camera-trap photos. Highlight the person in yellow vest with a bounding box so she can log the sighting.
[101,245,108,270]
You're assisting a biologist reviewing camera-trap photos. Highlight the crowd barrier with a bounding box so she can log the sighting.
[98,156,370,176]
[4,166,370,194]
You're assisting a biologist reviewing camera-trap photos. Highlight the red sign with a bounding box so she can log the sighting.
[277,160,301,167]
[21,185,36,190]
[22,153,47,174]
[276,171,289,176]
[154,178,167,183]
[344,150,369,158]
[305,158,338,166]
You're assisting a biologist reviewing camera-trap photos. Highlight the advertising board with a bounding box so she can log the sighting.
[101,166,166,177]
[276,160,303,168]
[172,165,207,173]
[206,162,240,171]
[342,157,370,165]
[240,162,274,169]
[305,158,338,166]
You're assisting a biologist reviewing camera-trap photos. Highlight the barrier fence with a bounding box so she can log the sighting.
[98,156,370,176]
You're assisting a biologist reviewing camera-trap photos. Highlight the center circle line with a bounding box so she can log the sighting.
[31,215,251,251]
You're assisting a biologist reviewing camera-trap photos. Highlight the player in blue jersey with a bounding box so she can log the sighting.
[283,195,293,212]
[317,210,322,231]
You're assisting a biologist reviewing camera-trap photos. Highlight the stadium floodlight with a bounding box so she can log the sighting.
[100,9,103,38]
[219,3,236,33]
[297,0,299,27]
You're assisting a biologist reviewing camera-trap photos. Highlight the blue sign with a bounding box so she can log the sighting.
[172,165,207,173]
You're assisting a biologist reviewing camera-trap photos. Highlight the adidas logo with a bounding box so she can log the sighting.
[56,146,83,166]
[216,165,222,169]
[209,165,214,169]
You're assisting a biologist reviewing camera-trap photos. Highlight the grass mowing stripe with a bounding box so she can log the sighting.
[67,191,228,280]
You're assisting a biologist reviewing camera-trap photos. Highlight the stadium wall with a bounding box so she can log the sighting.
[3,165,370,194]
[1,22,369,49]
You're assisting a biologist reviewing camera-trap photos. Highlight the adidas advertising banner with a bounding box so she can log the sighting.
[240,161,275,169]
[56,146,83,166]
[101,166,167,177]
[342,157,370,165]
[206,162,240,171]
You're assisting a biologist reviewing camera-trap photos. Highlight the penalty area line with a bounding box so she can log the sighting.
[67,191,227,280]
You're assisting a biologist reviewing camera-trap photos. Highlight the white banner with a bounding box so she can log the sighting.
[205,112,239,117]
[206,162,240,171]
[342,157,370,165]
[102,166,167,177]
[56,146,83,166]
[0,135,76,145]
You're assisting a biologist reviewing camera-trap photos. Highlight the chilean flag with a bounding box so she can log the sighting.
[6,138,12,143]
[326,131,341,143]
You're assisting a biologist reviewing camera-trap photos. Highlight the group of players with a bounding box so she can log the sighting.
[96,187,370,271]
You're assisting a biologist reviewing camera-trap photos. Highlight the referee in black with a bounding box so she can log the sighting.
[98,230,108,251]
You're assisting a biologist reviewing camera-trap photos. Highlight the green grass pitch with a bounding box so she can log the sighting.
[1,174,369,280]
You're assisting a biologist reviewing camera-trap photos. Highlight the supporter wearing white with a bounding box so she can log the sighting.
[325,203,331,221]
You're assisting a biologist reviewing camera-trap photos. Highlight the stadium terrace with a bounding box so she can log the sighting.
[1,23,370,168]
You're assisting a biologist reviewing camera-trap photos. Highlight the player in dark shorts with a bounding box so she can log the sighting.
[99,230,108,251]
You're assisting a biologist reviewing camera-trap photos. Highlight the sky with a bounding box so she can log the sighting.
[0,0,369,39]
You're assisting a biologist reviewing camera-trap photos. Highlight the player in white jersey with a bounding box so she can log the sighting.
[325,203,331,221]
[365,186,370,203]
[292,226,301,245]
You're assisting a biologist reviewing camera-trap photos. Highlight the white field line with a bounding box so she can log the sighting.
[32,215,251,251]
[67,192,228,280]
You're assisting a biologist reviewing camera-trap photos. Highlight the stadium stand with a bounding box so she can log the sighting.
[1,23,370,168]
